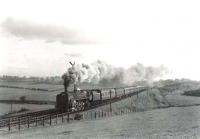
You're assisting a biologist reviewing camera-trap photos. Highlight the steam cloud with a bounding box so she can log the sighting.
[64,52,83,58]
[1,18,92,44]
[62,60,168,88]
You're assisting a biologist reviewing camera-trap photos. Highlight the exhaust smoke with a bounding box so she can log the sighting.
[62,60,168,89]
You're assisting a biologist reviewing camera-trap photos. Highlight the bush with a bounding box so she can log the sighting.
[19,96,26,102]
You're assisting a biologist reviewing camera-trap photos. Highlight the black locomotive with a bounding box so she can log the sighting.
[55,86,147,112]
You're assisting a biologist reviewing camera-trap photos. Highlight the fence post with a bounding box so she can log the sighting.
[85,112,87,119]
[42,116,45,126]
[87,112,88,119]
[27,116,30,128]
[50,115,52,126]
[56,114,58,124]
[62,114,64,123]
[94,112,96,119]
[99,111,100,118]
[109,90,112,112]
[8,118,11,131]
[85,112,88,120]
[102,111,103,118]
[82,112,84,120]
[90,112,92,120]
[36,117,37,127]
[67,113,69,123]
[18,118,20,130]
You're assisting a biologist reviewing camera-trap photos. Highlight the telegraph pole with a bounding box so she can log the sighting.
[109,90,112,112]
[10,103,13,113]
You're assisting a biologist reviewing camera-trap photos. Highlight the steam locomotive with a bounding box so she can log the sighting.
[55,86,147,112]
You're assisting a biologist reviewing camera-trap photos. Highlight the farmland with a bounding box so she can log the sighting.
[0,80,63,91]
[0,80,62,116]
[0,87,58,101]
[0,103,54,117]
[0,80,64,101]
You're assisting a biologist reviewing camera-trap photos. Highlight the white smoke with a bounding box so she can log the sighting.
[63,60,168,87]
[76,61,122,84]
[124,63,167,85]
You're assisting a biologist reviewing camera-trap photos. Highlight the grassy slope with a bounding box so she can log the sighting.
[84,88,170,117]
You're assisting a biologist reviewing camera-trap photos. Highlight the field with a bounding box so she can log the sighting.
[1,105,200,138]
[0,80,63,91]
[0,88,58,101]
[0,80,64,101]
[0,103,54,117]
[0,87,56,116]
[0,81,63,116]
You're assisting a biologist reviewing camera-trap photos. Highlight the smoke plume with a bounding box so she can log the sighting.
[62,60,168,88]
[1,18,92,44]
[64,52,83,58]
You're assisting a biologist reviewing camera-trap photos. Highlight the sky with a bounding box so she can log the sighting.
[0,0,200,80]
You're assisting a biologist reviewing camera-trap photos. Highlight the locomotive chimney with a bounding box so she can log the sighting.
[63,75,68,93]
[62,61,77,93]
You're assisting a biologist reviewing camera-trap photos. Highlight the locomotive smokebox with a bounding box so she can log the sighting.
[56,92,69,112]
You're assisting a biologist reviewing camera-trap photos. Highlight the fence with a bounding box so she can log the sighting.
[1,107,136,132]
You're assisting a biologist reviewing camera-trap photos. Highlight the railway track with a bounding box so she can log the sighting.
[0,88,148,129]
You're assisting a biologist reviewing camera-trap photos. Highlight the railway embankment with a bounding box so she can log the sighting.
[87,88,170,115]
[83,86,200,117]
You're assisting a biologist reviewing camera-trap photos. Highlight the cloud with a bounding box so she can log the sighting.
[1,18,93,44]
[64,52,83,58]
